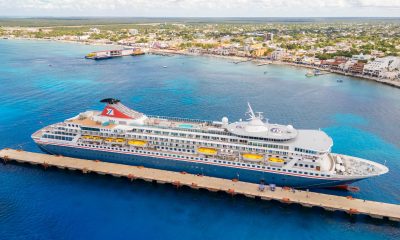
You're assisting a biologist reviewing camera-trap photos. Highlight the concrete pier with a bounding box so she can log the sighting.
[1,148,399,222]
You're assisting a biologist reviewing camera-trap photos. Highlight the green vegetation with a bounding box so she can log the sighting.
[1,18,399,58]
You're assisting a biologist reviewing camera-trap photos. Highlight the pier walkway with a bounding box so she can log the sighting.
[1,148,399,222]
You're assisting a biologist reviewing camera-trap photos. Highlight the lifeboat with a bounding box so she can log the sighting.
[242,153,264,161]
[115,138,125,143]
[197,147,217,155]
[268,157,285,165]
[92,136,102,140]
[105,138,115,143]
[128,140,147,147]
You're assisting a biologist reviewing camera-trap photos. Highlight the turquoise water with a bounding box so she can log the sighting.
[0,39,399,239]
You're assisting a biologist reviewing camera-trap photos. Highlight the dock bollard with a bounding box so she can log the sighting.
[42,162,49,170]
[348,208,359,215]
[2,155,9,164]
[127,174,136,181]
[227,189,236,196]
[172,181,181,188]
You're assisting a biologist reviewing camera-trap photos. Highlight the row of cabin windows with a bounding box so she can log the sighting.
[79,129,313,157]
[294,163,316,169]
[76,143,330,178]
[43,134,73,141]
[250,142,289,150]
[148,139,287,156]
[295,147,317,155]
[54,131,76,136]
[130,128,291,146]
[130,135,289,155]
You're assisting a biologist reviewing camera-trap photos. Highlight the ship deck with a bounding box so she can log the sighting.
[68,117,115,129]
[1,148,399,222]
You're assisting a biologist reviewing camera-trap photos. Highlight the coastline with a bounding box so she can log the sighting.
[2,37,400,89]
[147,48,400,89]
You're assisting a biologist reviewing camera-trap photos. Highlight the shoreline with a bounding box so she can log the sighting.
[147,48,400,89]
[2,37,400,89]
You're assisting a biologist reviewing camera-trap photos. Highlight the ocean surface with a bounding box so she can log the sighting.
[0,39,399,239]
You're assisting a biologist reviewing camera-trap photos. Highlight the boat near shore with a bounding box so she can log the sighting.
[85,48,144,60]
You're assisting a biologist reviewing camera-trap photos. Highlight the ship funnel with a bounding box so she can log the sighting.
[100,98,143,119]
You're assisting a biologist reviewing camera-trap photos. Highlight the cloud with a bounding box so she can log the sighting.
[0,0,399,16]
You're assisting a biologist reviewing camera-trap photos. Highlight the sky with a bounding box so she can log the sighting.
[0,0,399,17]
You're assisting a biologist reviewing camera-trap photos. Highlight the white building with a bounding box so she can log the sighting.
[265,32,274,41]
[342,59,358,71]
[90,28,100,34]
[78,35,90,41]
[129,29,139,35]
[271,48,286,60]
[352,53,371,61]
[363,56,400,77]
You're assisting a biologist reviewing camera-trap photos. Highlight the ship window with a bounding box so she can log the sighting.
[241,164,245,166]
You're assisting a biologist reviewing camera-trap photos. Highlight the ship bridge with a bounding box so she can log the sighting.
[227,103,298,141]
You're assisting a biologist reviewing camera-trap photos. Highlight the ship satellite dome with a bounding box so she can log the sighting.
[287,125,294,132]
[222,117,228,124]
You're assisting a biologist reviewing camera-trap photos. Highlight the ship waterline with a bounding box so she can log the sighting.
[32,98,388,188]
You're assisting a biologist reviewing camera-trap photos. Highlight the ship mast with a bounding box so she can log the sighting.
[247,102,264,121]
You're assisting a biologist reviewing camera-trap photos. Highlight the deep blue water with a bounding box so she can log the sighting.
[0,39,399,239]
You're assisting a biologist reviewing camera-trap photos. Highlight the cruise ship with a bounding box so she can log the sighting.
[32,98,388,188]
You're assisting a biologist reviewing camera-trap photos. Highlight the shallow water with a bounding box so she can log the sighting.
[0,39,399,239]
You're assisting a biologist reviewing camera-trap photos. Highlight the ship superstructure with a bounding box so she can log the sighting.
[32,99,388,188]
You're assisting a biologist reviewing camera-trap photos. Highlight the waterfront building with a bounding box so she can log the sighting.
[352,53,371,62]
[271,48,286,61]
[349,62,365,74]
[363,56,400,77]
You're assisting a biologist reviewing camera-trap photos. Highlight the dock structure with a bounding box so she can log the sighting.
[85,48,144,60]
[1,148,399,222]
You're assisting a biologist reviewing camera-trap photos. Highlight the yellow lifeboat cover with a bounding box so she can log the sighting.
[269,157,285,163]
[197,147,217,155]
[128,140,147,146]
[242,153,263,160]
